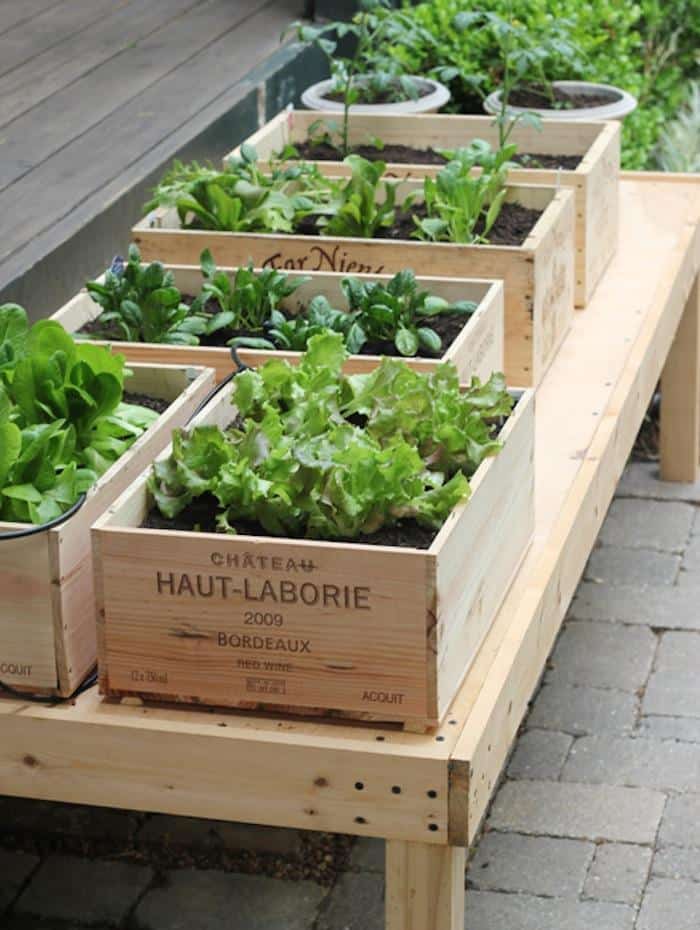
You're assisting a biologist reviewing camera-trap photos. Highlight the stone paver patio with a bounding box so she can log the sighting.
[2,460,699,929]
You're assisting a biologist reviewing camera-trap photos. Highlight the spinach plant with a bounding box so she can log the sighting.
[0,305,158,524]
[149,333,512,540]
[288,0,427,156]
[415,142,514,245]
[342,269,476,356]
[241,296,360,353]
[318,155,402,239]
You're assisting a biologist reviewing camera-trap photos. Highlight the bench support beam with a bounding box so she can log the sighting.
[385,840,465,930]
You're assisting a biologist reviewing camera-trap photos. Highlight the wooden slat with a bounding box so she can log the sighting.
[386,841,465,930]
[0,0,64,37]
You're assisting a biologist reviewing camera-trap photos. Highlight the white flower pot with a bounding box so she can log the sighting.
[301,76,451,115]
[484,80,637,122]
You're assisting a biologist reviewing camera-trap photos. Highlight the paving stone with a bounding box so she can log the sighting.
[639,715,700,742]
[637,878,700,930]
[582,843,651,905]
[15,854,153,925]
[465,891,634,930]
[137,814,301,855]
[348,838,384,873]
[0,797,140,843]
[643,631,700,717]
[529,683,637,736]
[545,621,656,692]
[316,872,383,930]
[616,462,700,503]
[585,546,680,585]
[489,781,665,844]
[563,735,700,791]
[653,846,700,882]
[468,832,593,897]
[679,534,700,576]
[506,729,573,780]
[134,868,326,930]
[0,849,39,911]
[571,582,700,630]
[658,794,700,847]
[598,499,694,552]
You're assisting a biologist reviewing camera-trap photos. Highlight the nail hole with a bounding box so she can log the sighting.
[427,790,438,799]
[355,816,367,824]
[391,786,401,795]
[435,735,445,742]
[428,824,439,832]
[355,782,364,791]
[375,736,385,742]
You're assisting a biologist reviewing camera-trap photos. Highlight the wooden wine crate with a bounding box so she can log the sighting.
[133,184,574,387]
[93,383,534,729]
[54,267,504,385]
[0,363,216,698]
[232,109,620,307]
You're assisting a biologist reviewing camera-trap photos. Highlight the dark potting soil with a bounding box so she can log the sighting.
[79,316,122,340]
[324,82,433,106]
[509,84,619,110]
[122,391,170,415]
[290,141,582,171]
[384,201,542,247]
[358,310,467,357]
[142,492,438,549]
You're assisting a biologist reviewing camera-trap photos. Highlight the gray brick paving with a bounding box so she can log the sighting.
[643,631,700,717]
[545,621,656,691]
[571,581,700,629]
[639,715,700,742]
[137,815,301,855]
[637,878,700,930]
[528,683,638,735]
[15,855,153,925]
[316,873,383,930]
[598,499,694,552]
[0,850,39,912]
[506,728,573,780]
[562,735,700,791]
[679,533,700,576]
[585,545,680,585]
[469,832,594,897]
[134,869,327,930]
[489,781,666,844]
[617,462,700,502]
[658,794,700,847]
[465,891,635,930]
[653,846,700,881]
[347,838,384,873]
[582,843,651,905]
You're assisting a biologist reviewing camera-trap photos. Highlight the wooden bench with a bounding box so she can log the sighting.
[1,173,699,929]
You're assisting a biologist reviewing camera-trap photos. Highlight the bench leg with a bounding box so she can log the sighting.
[385,840,465,930]
[660,276,700,482]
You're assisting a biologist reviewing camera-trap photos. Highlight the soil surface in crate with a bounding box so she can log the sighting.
[80,299,470,360]
[122,391,169,415]
[143,493,438,549]
[292,140,582,171]
[510,84,619,109]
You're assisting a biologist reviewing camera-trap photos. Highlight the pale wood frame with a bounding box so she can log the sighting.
[231,109,621,307]
[92,384,534,730]
[1,176,698,930]
[132,183,575,387]
[53,266,504,385]
[0,364,216,697]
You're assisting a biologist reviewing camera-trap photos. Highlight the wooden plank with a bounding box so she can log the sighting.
[660,277,700,481]
[386,840,465,930]
[0,0,206,129]
[0,0,299,270]
[450,179,700,845]
[0,0,64,37]
[0,0,267,196]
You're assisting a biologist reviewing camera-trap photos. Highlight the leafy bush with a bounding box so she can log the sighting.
[149,333,512,540]
[0,305,159,524]
[655,81,700,172]
[370,0,700,168]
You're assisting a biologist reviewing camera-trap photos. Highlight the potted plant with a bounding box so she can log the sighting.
[134,143,575,386]
[93,334,535,729]
[290,0,450,154]
[0,304,215,697]
[54,245,504,385]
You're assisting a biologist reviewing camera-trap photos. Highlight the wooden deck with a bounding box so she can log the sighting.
[0,0,318,318]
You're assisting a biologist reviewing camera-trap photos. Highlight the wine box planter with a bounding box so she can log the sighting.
[133,185,574,387]
[231,109,620,307]
[93,382,534,730]
[0,363,216,698]
[53,267,504,385]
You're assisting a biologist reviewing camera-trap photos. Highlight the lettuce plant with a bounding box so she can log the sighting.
[0,305,159,524]
[149,333,511,540]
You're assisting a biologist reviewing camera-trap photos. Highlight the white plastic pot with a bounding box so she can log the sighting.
[484,80,638,122]
[301,76,451,115]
